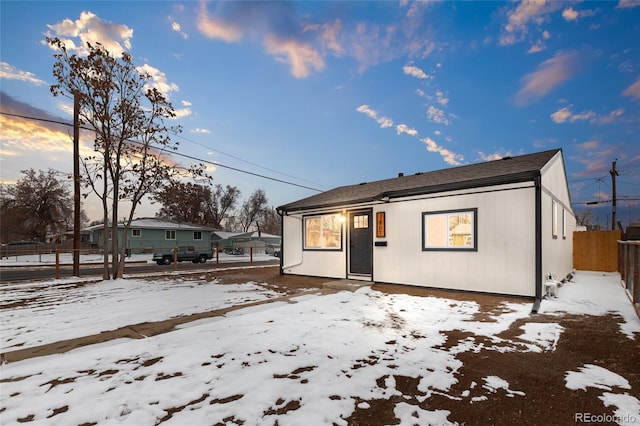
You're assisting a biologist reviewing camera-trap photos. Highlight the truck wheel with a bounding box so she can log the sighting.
[198,255,207,263]
[162,257,171,265]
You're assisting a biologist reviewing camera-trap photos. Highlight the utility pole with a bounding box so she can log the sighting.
[73,92,80,276]
[610,159,618,231]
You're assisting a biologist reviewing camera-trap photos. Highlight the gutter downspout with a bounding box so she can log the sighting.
[277,209,284,276]
[532,174,543,313]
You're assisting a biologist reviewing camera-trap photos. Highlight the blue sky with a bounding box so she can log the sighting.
[1,1,639,227]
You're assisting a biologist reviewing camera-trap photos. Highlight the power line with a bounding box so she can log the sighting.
[569,176,607,183]
[175,133,323,188]
[0,111,324,193]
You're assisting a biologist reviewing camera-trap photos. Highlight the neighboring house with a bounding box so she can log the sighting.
[86,218,213,254]
[212,231,281,253]
[278,149,576,310]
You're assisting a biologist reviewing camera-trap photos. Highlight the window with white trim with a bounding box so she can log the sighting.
[193,231,202,240]
[422,209,477,251]
[165,230,176,240]
[132,229,141,238]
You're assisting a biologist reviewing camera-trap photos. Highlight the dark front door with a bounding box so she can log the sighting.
[349,210,373,275]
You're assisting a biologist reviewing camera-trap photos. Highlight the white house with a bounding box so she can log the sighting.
[277,149,576,311]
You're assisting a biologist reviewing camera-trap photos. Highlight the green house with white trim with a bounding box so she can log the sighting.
[86,217,214,254]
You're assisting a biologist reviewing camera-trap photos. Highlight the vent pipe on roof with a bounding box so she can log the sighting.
[398,172,404,177]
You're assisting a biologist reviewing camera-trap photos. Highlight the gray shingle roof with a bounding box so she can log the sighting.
[279,149,561,212]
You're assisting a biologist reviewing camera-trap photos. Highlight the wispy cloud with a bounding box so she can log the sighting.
[622,77,640,101]
[264,35,324,79]
[395,124,418,136]
[305,20,344,56]
[171,21,188,40]
[420,137,463,166]
[514,50,580,106]
[403,65,429,79]
[435,91,449,106]
[617,0,640,9]
[191,128,211,134]
[426,105,451,126]
[571,140,620,177]
[196,2,244,43]
[46,11,133,57]
[550,106,595,123]
[197,2,325,78]
[551,106,624,124]
[356,105,394,128]
[527,30,551,54]
[0,92,97,168]
[195,2,439,78]
[357,103,462,165]
[562,7,579,21]
[499,0,562,47]
[0,62,46,86]
[477,149,513,161]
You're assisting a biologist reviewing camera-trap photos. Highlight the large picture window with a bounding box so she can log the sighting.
[422,209,477,251]
[304,213,343,250]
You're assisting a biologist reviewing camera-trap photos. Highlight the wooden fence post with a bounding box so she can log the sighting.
[173,247,178,272]
[55,249,60,279]
[632,245,640,304]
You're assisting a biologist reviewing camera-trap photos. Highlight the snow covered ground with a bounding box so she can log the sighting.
[1,271,639,425]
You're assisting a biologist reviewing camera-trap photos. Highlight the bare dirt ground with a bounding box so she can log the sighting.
[3,266,640,425]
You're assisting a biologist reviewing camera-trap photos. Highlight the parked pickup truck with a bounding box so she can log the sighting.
[152,246,213,265]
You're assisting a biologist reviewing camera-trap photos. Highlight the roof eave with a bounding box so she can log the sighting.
[281,170,541,214]
[383,170,541,200]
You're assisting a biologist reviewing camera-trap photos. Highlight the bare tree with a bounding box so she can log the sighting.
[49,37,204,278]
[260,207,281,235]
[211,184,241,229]
[239,189,268,233]
[576,209,594,227]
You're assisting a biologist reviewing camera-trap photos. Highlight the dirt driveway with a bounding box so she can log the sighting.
[2,266,639,425]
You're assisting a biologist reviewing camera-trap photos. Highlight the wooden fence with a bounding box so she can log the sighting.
[573,230,621,272]
[618,241,640,315]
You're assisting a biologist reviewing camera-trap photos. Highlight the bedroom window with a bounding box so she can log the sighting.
[304,213,343,250]
[422,209,477,251]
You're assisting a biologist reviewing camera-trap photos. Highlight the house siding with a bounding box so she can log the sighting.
[89,220,213,254]
[372,183,537,296]
[541,152,576,282]
[283,214,346,279]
